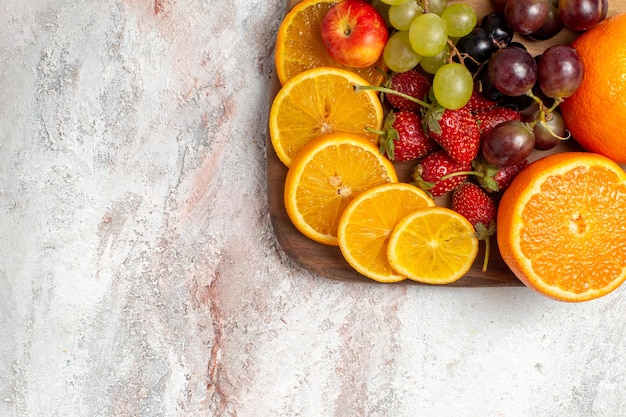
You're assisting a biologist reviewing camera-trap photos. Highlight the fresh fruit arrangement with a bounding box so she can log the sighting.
[268,0,626,301]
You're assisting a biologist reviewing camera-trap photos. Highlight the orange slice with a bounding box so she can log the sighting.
[338,183,435,282]
[274,0,386,86]
[387,207,479,284]
[497,152,626,302]
[284,132,398,246]
[269,66,384,167]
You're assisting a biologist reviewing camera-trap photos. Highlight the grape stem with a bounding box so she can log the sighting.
[446,39,463,63]
[539,121,571,141]
[353,85,433,110]
[520,91,571,141]
[526,90,564,114]
[521,90,572,141]
[532,111,572,141]
[446,39,481,70]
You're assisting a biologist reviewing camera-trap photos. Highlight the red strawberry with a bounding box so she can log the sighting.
[374,110,439,162]
[466,83,498,113]
[412,150,472,197]
[452,182,496,272]
[474,107,521,135]
[424,106,481,164]
[384,70,432,112]
[452,182,496,227]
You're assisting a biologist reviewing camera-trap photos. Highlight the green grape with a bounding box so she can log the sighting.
[383,31,422,73]
[419,45,449,74]
[389,1,423,31]
[409,13,448,57]
[426,0,448,15]
[433,62,473,109]
[441,3,477,38]
[381,0,407,5]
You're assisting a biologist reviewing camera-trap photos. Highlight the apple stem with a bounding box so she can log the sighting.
[353,85,433,110]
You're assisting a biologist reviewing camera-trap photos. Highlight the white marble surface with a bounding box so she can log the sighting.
[2,1,626,416]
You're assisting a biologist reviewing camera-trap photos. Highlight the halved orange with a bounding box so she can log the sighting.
[387,207,479,284]
[284,132,398,246]
[275,0,386,86]
[338,183,434,282]
[497,152,626,302]
[269,66,384,167]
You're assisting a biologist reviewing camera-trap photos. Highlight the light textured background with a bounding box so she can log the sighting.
[2,1,625,416]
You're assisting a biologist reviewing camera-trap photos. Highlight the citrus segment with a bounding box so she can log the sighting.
[285,132,398,246]
[338,183,435,282]
[387,207,479,284]
[269,66,384,167]
[275,0,386,86]
[560,13,626,163]
[497,152,626,302]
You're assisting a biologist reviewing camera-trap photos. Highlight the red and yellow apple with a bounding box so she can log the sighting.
[321,0,389,68]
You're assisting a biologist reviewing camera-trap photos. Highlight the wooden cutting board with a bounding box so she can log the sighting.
[266,0,626,287]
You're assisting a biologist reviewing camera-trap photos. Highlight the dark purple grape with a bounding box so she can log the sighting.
[481,120,536,167]
[529,0,564,40]
[600,0,609,20]
[456,28,498,72]
[478,66,506,102]
[488,46,538,97]
[481,13,515,46]
[505,0,550,35]
[559,0,603,31]
[532,110,567,150]
[537,45,584,98]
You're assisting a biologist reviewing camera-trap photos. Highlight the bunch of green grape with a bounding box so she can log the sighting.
[372,0,478,109]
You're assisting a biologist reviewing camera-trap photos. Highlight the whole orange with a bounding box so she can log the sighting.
[560,13,626,164]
